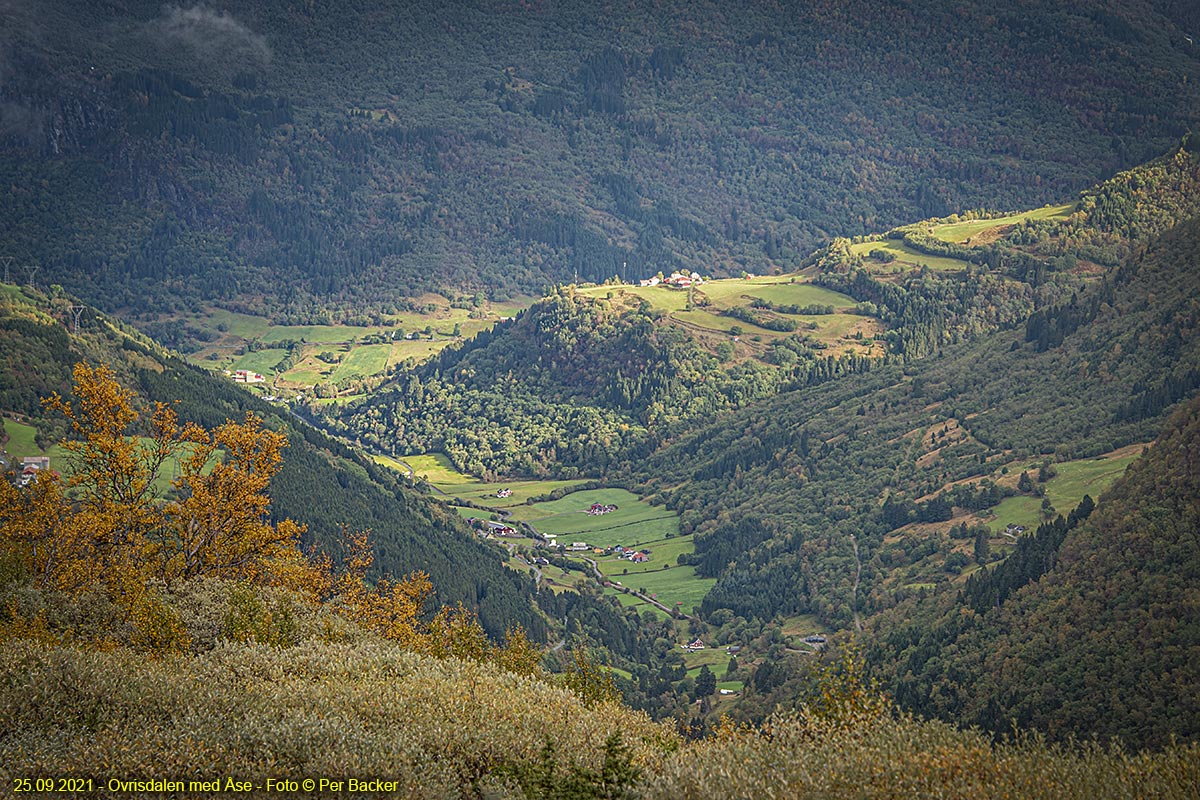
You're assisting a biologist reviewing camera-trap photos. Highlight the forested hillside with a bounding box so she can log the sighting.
[868,392,1200,749]
[0,285,544,639]
[2,0,1197,322]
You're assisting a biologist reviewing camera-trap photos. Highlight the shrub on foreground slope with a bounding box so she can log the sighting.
[0,636,673,799]
[642,709,1199,800]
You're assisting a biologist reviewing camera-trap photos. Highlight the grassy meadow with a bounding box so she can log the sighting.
[508,488,678,543]
[368,451,589,506]
[928,203,1077,243]
[501,487,714,615]
[230,348,289,376]
[986,446,1143,534]
[848,239,972,272]
[580,277,883,357]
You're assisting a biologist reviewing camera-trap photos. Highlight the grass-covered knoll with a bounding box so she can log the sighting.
[698,278,851,309]
[448,478,591,507]
[928,203,1078,244]
[619,564,713,616]
[580,277,882,357]
[334,287,877,478]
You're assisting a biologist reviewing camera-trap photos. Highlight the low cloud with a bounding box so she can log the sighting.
[0,101,46,145]
[148,4,272,66]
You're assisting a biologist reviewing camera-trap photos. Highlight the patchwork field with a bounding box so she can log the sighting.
[153,296,536,395]
[508,488,679,543]
[610,557,713,617]
[499,487,714,615]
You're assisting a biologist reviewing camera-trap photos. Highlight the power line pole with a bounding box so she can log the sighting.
[22,264,38,288]
[0,256,11,283]
[69,305,86,334]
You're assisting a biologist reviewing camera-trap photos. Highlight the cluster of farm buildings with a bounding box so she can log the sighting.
[2,455,52,487]
[639,271,704,288]
[226,369,266,384]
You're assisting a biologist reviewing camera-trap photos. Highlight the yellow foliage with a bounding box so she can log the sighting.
[328,529,548,675]
[157,413,300,583]
[0,601,60,647]
[328,528,431,648]
[807,641,893,727]
[495,624,544,678]
[2,363,549,677]
[425,603,491,662]
[128,590,191,656]
[0,470,71,589]
[563,644,620,707]
[1,362,311,640]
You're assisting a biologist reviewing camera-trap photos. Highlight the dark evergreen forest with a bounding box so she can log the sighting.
[1,0,1197,321]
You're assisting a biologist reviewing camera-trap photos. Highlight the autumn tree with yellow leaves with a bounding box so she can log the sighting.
[0,363,312,603]
[1,362,545,674]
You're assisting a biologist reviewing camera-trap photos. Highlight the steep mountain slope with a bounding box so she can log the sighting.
[869,392,1200,749]
[2,0,1197,319]
[0,286,544,639]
